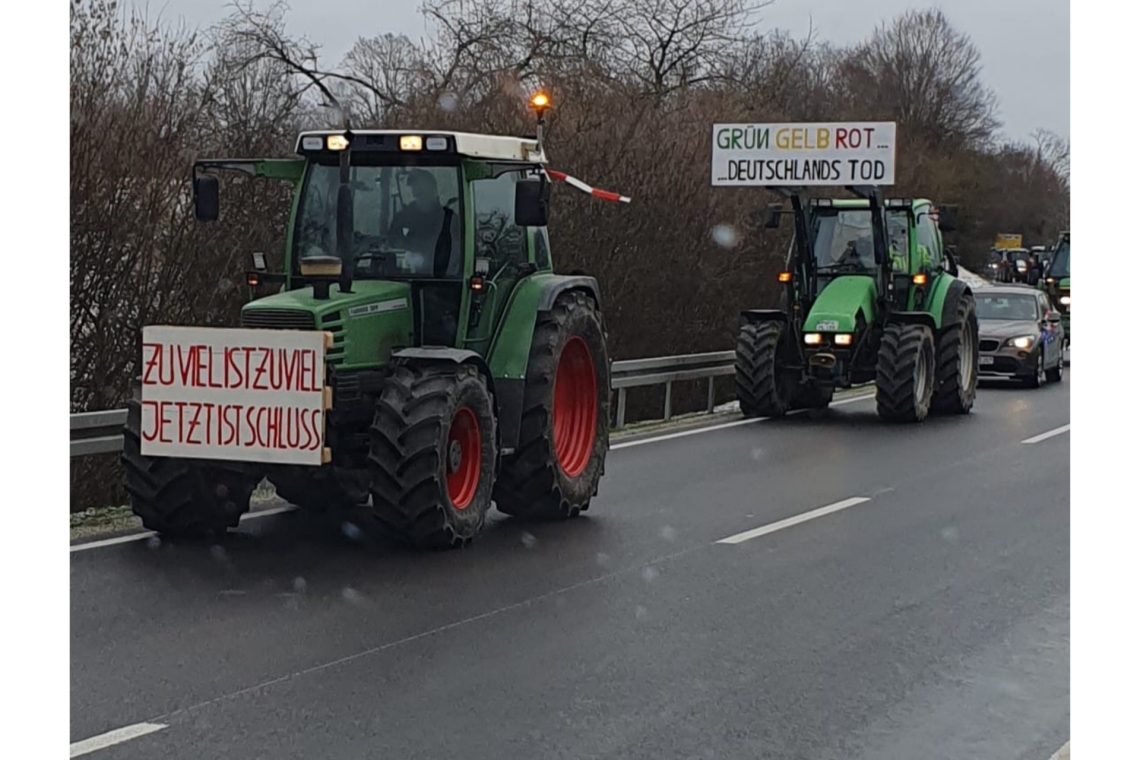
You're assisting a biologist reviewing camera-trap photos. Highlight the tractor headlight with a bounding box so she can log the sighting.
[834,333,853,346]
[326,135,350,151]
[1007,335,1036,349]
[804,333,822,345]
[1059,295,1070,306]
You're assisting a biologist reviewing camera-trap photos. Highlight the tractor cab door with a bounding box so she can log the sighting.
[462,166,534,354]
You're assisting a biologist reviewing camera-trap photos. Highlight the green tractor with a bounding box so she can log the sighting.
[121,96,622,549]
[1040,230,1070,361]
[734,186,979,422]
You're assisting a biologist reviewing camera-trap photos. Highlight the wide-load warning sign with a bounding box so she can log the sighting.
[711,122,897,186]
[139,326,332,466]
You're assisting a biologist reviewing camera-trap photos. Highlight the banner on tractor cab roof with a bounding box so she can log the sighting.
[710,122,897,187]
[994,233,1023,249]
[139,326,332,466]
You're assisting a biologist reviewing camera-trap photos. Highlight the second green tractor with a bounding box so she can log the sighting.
[735,187,979,423]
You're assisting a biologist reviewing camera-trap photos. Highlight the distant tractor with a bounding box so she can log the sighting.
[122,95,626,549]
[735,189,979,423]
[1039,230,1070,361]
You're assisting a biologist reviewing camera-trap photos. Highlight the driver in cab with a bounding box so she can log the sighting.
[387,169,462,278]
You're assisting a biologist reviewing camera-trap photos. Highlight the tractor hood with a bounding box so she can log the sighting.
[242,280,415,371]
[1058,277,1070,289]
[804,276,878,333]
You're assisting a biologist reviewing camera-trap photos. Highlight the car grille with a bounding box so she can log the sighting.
[979,339,1001,352]
[240,308,346,368]
[980,356,1023,374]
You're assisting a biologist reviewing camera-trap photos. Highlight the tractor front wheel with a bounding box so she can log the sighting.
[363,362,497,549]
[493,290,609,520]
[735,321,794,418]
[122,380,258,538]
[931,292,979,415]
[875,323,936,423]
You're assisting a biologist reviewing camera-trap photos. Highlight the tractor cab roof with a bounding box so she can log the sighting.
[812,197,934,212]
[294,130,547,164]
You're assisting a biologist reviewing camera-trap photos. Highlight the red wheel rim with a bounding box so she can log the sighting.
[446,407,481,509]
[553,336,597,477]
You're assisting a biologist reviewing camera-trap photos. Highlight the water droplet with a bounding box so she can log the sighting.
[438,92,459,111]
[293,577,307,593]
[941,526,959,542]
[751,447,764,461]
[146,535,161,550]
[341,522,363,542]
[635,605,649,620]
[521,532,537,549]
[216,279,234,294]
[342,587,364,605]
[210,545,226,561]
[596,552,611,567]
[659,525,677,541]
[711,224,739,248]
[641,566,659,582]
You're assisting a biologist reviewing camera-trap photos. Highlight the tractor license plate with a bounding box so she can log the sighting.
[979,356,994,365]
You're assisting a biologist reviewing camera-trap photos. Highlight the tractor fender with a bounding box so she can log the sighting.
[886,311,938,332]
[740,309,788,326]
[391,347,494,390]
[934,277,973,334]
[536,275,601,311]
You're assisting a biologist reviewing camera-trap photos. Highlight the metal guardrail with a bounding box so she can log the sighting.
[69,351,737,457]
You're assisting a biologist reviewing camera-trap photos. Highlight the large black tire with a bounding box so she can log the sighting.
[121,381,258,538]
[735,321,794,418]
[493,290,609,520]
[875,323,936,422]
[271,466,369,514]
[931,292,979,415]
[362,362,497,549]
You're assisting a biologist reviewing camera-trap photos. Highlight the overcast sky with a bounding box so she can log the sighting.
[133,0,1069,143]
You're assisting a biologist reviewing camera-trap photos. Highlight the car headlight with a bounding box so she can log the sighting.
[1059,295,1070,306]
[1006,335,1036,349]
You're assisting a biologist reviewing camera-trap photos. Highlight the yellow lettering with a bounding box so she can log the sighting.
[816,128,830,150]
[775,128,790,150]
[791,129,804,150]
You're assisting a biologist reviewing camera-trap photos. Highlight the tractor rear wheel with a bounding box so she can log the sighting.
[735,321,793,417]
[931,293,979,415]
[493,290,609,521]
[363,362,496,549]
[875,323,936,423]
[121,380,258,538]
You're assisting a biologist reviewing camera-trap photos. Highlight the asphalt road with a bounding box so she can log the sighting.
[70,373,1070,760]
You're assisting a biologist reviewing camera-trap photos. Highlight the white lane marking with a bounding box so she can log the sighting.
[612,393,876,450]
[1021,423,1070,444]
[716,496,872,545]
[69,505,296,554]
[70,722,167,757]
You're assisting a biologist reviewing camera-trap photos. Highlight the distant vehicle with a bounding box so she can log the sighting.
[986,247,1031,283]
[976,284,1065,387]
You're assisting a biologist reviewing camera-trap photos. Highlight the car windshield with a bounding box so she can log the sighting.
[293,161,462,279]
[1048,239,1070,278]
[976,293,1039,321]
[811,209,909,274]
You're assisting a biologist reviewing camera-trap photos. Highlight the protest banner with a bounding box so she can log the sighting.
[139,325,333,466]
[711,122,897,187]
[993,233,1023,249]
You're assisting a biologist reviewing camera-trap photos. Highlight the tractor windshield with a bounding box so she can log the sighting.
[1048,238,1070,278]
[293,160,463,279]
[811,209,910,274]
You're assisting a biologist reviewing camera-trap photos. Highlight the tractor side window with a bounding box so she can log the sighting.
[915,209,938,270]
[471,172,528,291]
[534,228,552,270]
[887,211,910,273]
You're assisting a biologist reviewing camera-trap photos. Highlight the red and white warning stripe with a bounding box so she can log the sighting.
[546,169,631,203]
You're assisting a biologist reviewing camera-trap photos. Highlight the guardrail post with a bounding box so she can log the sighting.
[663,381,672,421]
[616,388,627,430]
[707,377,716,414]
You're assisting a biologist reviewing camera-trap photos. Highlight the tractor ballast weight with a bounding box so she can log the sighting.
[122,95,631,549]
[733,182,978,423]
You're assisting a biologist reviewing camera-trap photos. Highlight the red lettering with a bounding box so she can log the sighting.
[185,402,203,445]
[174,401,188,442]
[141,344,161,386]
[862,127,874,146]
[158,401,174,443]
[242,347,254,390]
[836,128,848,149]
[176,345,196,387]
[158,346,174,386]
[309,410,323,450]
[141,401,160,442]
[252,349,270,390]
[301,350,317,392]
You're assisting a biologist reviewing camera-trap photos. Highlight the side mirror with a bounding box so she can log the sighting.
[194,175,219,222]
[514,179,549,227]
[763,203,783,229]
[944,248,960,277]
[937,204,958,233]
